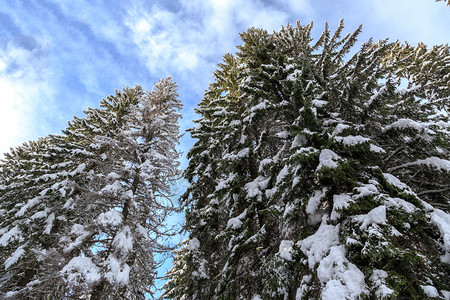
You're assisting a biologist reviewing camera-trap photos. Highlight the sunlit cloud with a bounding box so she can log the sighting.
[0,0,448,158]
[0,0,151,155]
[123,0,313,93]
[0,33,53,155]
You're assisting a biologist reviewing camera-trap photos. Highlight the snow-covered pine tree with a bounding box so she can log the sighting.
[163,52,245,298]
[164,21,450,299]
[379,41,449,210]
[0,77,182,299]
[0,137,62,295]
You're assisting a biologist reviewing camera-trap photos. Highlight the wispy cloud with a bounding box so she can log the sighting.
[0,30,53,154]
[123,0,313,92]
[0,0,448,157]
[0,0,151,154]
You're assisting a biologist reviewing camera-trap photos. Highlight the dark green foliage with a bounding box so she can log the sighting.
[164,20,449,299]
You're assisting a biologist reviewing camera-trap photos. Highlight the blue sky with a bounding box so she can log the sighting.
[0,0,448,295]
[1,0,449,162]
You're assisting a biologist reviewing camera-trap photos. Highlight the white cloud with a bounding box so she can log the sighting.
[0,36,53,156]
[0,78,52,155]
[123,0,313,92]
[0,0,146,157]
[0,0,448,158]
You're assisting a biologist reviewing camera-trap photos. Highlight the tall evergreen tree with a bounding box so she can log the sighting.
[164,21,450,299]
[0,77,182,299]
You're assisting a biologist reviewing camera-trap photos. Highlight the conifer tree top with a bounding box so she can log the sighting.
[164,20,450,300]
[0,77,182,299]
